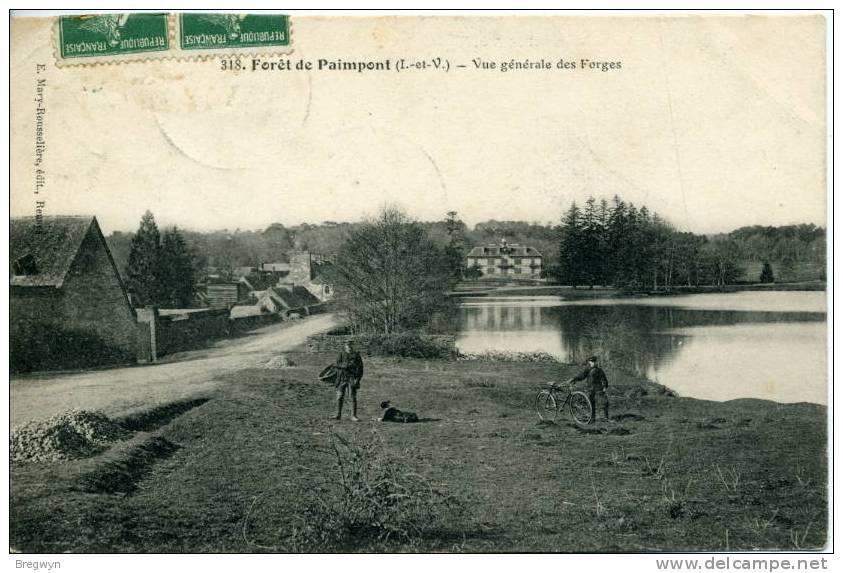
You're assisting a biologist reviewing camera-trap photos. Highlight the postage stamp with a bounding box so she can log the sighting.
[53,12,292,66]
[56,13,170,64]
[178,13,290,51]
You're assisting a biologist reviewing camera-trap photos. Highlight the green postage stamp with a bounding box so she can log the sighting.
[58,13,169,59]
[54,12,292,65]
[178,14,290,51]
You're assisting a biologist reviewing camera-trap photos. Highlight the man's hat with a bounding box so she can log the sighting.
[380,400,391,409]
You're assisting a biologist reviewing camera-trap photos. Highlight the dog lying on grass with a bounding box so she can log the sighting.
[378,401,419,423]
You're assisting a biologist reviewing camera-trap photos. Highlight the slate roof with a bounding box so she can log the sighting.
[268,286,319,309]
[466,244,543,257]
[239,273,277,292]
[10,216,96,288]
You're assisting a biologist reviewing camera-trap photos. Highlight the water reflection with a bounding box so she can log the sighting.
[456,292,827,404]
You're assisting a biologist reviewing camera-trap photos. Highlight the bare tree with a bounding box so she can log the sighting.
[329,206,454,334]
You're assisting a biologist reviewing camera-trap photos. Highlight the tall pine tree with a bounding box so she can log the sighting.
[558,202,585,287]
[443,210,469,281]
[159,226,197,308]
[126,210,162,307]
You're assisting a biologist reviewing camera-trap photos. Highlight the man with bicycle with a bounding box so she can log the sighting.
[567,355,611,423]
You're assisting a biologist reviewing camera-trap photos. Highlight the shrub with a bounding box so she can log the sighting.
[362,332,457,359]
[457,350,560,363]
[246,433,466,551]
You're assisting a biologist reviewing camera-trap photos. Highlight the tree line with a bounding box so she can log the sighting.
[554,196,825,289]
[107,216,558,281]
[113,202,825,314]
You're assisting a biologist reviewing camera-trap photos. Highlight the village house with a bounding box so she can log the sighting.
[250,285,321,317]
[204,278,251,309]
[281,251,334,301]
[10,215,138,372]
[204,251,333,311]
[465,239,543,279]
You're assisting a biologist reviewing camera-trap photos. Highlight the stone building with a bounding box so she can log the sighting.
[284,251,333,301]
[10,215,138,372]
[204,279,250,309]
[465,239,543,279]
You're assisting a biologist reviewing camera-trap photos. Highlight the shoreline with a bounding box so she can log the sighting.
[450,280,826,298]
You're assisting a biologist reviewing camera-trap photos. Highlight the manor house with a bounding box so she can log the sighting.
[466,239,543,279]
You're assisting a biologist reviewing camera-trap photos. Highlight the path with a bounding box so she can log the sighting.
[10,313,340,426]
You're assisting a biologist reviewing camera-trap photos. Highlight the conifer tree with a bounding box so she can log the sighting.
[443,211,469,280]
[558,202,585,287]
[159,226,197,307]
[126,210,162,307]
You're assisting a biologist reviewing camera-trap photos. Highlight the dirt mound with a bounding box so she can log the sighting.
[264,355,296,369]
[10,409,130,463]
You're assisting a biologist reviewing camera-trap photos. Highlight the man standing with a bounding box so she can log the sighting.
[568,355,610,423]
[331,340,364,421]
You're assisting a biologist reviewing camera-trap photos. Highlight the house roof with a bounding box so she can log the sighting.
[268,286,319,309]
[239,273,276,292]
[10,216,96,288]
[466,244,543,257]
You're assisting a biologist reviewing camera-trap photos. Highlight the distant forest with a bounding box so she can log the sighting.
[554,197,825,289]
[106,218,559,280]
[106,204,825,286]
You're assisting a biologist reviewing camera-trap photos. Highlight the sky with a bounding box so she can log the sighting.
[11,15,828,235]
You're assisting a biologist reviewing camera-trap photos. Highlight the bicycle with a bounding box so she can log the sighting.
[535,381,593,425]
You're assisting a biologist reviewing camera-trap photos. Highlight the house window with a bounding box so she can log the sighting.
[513,257,522,264]
[13,254,38,276]
[515,268,522,274]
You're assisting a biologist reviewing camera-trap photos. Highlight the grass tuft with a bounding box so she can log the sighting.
[244,432,467,551]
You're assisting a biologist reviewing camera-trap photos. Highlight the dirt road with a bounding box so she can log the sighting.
[10,313,340,426]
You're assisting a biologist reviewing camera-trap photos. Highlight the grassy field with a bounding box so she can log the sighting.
[10,351,828,552]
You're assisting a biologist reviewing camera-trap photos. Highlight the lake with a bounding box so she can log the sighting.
[456,291,828,404]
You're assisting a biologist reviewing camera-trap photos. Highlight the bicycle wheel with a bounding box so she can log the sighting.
[535,390,558,421]
[569,391,593,426]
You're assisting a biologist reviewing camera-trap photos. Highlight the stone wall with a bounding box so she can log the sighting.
[156,309,231,356]
[229,312,281,333]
